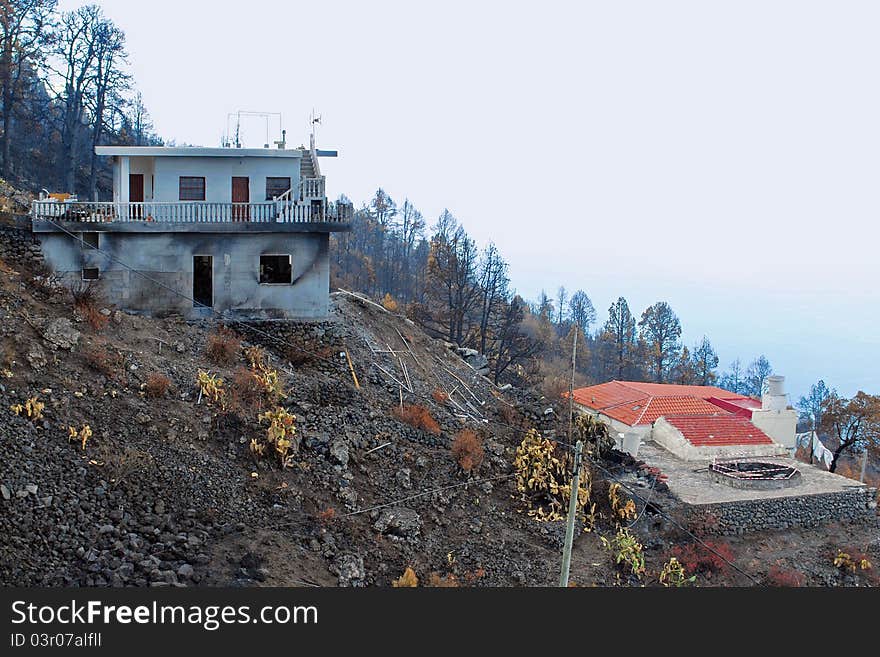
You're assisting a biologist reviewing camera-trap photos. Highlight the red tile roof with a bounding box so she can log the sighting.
[607,381,744,400]
[600,395,725,426]
[571,380,754,427]
[663,414,774,447]
[706,396,761,418]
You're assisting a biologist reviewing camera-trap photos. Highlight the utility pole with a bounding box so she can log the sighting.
[859,447,868,483]
[568,326,578,444]
[559,440,583,587]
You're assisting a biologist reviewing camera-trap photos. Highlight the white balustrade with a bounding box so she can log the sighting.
[32,199,353,225]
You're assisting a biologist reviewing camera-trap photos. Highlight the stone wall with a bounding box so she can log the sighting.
[0,223,44,268]
[689,487,877,535]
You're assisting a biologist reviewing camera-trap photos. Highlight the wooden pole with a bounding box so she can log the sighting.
[559,440,583,587]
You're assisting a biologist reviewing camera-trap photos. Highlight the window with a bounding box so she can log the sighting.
[81,232,99,249]
[265,177,291,200]
[81,267,99,281]
[179,176,206,201]
[259,255,292,284]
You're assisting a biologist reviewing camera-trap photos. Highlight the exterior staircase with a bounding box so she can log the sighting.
[300,149,316,180]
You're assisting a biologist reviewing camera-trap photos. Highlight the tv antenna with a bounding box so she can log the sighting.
[223,111,283,148]
[309,109,322,137]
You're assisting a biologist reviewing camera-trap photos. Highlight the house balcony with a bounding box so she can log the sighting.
[300,176,325,200]
[30,198,353,234]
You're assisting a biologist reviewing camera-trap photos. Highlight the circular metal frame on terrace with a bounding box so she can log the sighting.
[708,459,802,490]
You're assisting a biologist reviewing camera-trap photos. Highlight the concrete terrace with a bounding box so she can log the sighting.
[637,442,867,506]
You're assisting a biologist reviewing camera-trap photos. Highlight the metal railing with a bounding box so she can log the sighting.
[32,200,352,224]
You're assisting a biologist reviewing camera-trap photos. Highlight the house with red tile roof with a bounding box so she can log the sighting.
[652,414,785,461]
[569,378,797,461]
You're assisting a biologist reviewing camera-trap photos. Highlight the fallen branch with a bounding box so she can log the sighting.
[374,362,412,393]
[365,441,392,456]
[396,328,424,370]
[336,289,390,314]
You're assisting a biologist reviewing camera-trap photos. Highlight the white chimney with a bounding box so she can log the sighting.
[762,375,787,411]
[752,375,798,452]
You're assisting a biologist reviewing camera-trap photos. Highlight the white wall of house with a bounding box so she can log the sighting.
[113,156,303,204]
[750,408,798,452]
[651,417,789,461]
[573,403,651,452]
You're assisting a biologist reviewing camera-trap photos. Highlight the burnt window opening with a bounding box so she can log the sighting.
[259,255,292,284]
[81,267,99,281]
[265,177,291,200]
[179,176,206,201]
[193,255,213,307]
[81,232,99,249]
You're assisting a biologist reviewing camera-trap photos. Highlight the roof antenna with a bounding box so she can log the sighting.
[309,108,321,150]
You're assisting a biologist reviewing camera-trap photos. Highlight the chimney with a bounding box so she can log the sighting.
[762,375,788,411]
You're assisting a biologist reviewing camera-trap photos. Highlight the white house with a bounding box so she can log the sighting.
[31,134,352,319]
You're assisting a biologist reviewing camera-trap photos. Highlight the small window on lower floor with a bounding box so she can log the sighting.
[82,232,99,249]
[259,255,292,284]
[82,267,99,281]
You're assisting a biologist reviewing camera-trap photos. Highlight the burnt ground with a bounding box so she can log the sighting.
[0,233,877,588]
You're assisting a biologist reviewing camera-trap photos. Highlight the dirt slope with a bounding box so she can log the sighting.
[0,228,876,587]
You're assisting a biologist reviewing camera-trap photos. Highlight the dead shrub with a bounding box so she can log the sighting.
[427,572,459,587]
[95,444,155,487]
[144,372,171,398]
[204,326,241,365]
[70,280,100,308]
[670,540,734,576]
[70,281,108,331]
[392,567,419,587]
[316,507,336,527]
[432,388,449,404]
[497,401,524,428]
[540,374,569,401]
[83,344,122,379]
[228,366,267,414]
[766,564,806,587]
[451,429,484,472]
[286,342,333,367]
[381,293,398,312]
[393,404,441,435]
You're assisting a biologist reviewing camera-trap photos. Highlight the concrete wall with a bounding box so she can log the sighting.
[37,230,330,319]
[574,404,652,449]
[751,408,798,452]
[687,487,877,535]
[652,417,788,461]
[129,157,156,201]
[146,156,301,204]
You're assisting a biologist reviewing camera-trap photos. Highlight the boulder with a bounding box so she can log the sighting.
[331,553,365,587]
[329,438,349,468]
[42,318,80,350]
[373,507,422,539]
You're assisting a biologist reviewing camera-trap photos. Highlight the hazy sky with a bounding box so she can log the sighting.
[61,0,880,399]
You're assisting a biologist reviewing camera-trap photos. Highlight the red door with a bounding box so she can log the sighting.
[129,173,144,219]
[232,176,249,221]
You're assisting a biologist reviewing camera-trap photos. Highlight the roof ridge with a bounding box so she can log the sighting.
[635,397,653,425]
[600,395,650,411]
[615,380,647,394]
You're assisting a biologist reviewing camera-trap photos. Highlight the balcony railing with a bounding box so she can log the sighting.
[300,176,325,199]
[32,200,352,224]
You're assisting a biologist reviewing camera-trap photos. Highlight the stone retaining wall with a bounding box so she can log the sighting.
[0,223,43,267]
[690,487,877,535]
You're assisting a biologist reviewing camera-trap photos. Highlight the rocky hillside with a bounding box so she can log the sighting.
[0,225,877,588]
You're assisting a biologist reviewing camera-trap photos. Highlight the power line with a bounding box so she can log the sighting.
[585,455,761,585]
[340,472,516,518]
[37,214,547,438]
[34,217,758,584]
